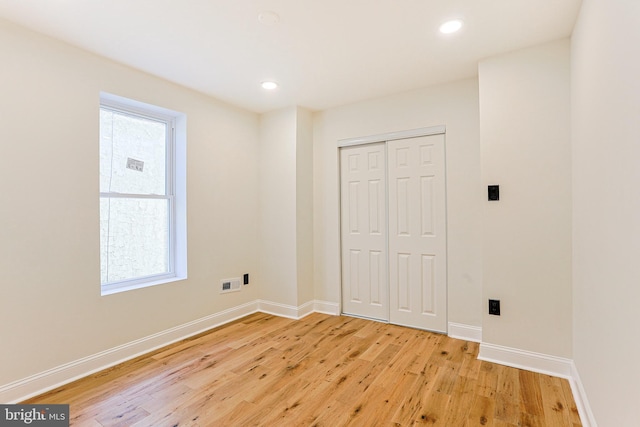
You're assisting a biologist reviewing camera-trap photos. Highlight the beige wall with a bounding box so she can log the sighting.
[572,0,640,424]
[11,6,637,423]
[258,107,298,306]
[479,39,572,357]
[295,108,315,305]
[258,106,315,307]
[313,78,482,327]
[0,18,260,386]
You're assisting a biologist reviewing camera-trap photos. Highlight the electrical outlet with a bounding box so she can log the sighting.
[489,299,501,316]
[488,185,500,201]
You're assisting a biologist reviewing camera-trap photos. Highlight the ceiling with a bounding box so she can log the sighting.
[0,0,582,113]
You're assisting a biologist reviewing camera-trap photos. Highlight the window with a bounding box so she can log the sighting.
[99,93,186,295]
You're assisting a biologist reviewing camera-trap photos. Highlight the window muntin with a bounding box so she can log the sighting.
[99,109,168,195]
[99,99,176,291]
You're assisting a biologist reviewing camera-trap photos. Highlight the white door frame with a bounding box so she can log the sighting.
[338,125,447,330]
[338,125,446,148]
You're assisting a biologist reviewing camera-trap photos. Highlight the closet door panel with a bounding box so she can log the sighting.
[340,143,388,321]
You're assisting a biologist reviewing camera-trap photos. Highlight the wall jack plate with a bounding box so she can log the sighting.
[220,278,241,294]
[489,299,501,316]
[488,185,500,201]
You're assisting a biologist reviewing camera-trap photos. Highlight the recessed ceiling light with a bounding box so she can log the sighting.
[439,19,463,34]
[258,11,280,26]
[261,81,278,90]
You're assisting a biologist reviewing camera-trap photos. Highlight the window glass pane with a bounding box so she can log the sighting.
[100,108,167,195]
[100,197,169,284]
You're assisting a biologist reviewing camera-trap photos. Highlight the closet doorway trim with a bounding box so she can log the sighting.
[337,125,446,148]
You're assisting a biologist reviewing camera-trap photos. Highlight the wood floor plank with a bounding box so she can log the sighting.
[364,370,420,424]
[407,388,452,426]
[496,362,520,401]
[539,374,575,426]
[494,392,521,425]
[520,411,546,427]
[442,375,476,425]
[519,369,546,417]
[476,361,500,399]
[494,364,521,424]
[396,364,445,424]
[561,375,583,425]
[457,341,482,380]
[308,398,352,427]
[467,394,495,426]
[25,313,582,426]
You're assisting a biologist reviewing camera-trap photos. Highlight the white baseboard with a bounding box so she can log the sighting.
[9,300,596,427]
[298,300,316,318]
[478,343,596,426]
[258,299,340,319]
[0,299,342,403]
[257,299,300,319]
[448,322,482,343]
[313,300,341,316]
[478,342,573,379]
[569,361,597,427]
[0,301,259,404]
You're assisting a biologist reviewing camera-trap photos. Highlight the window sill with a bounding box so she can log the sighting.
[101,275,187,296]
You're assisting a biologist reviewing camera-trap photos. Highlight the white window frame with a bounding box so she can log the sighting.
[100,93,187,295]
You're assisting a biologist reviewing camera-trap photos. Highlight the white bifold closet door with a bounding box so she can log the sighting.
[340,134,447,333]
[340,143,389,321]
[387,134,447,333]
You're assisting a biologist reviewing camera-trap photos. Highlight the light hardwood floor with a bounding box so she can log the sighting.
[26,313,582,426]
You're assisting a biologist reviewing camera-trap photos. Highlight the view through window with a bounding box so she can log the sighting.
[99,100,175,290]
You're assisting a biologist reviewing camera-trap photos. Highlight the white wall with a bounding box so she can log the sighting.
[572,0,640,424]
[313,78,482,327]
[296,107,315,305]
[258,106,315,308]
[258,107,298,306]
[0,18,260,387]
[479,39,572,357]
[11,7,635,423]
